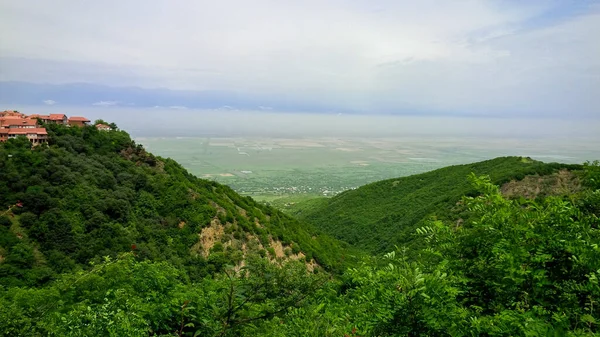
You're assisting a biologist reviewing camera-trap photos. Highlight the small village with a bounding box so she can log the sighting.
[0,110,110,144]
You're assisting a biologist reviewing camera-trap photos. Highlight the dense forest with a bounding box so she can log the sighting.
[0,123,352,286]
[1,123,599,336]
[298,157,582,254]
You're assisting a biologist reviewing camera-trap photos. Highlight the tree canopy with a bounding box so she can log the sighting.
[0,123,598,336]
[298,156,581,254]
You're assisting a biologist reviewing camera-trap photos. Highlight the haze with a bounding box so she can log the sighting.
[1,1,600,117]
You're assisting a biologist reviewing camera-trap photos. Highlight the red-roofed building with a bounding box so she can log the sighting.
[1,115,25,120]
[28,114,67,124]
[0,112,48,144]
[96,123,111,131]
[68,116,91,127]
[47,114,68,124]
[0,116,26,127]
[0,128,8,142]
[3,128,48,144]
[0,110,25,118]
[0,118,38,129]
[27,114,50,123]
[1,110,95,145]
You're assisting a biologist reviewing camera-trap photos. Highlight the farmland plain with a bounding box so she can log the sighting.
[11,105,600,202]
[139,134,598,202]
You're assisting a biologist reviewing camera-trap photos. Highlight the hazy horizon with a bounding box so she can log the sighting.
[2,1,598,166]
[4,105,599,165]
[2,1,599,117]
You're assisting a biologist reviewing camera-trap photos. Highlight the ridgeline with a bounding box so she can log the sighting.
[298,157,581,254]
[1,123,598,336]
[0,123,350,288]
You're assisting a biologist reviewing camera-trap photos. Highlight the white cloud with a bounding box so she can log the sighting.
[0,1,598,116]
[43,99,56,105]
[92,101,118,106]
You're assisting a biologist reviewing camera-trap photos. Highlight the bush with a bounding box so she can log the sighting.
[211,241,224,253]
[17,212,37,229]
[0,216,11,227]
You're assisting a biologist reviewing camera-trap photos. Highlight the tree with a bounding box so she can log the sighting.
[3,136,31,151]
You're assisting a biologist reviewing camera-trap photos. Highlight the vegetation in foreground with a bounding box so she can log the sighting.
[0,123,599,336]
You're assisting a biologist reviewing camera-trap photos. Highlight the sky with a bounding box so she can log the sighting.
[1,0,599,117]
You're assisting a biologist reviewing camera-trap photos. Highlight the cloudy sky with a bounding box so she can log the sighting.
[1,0,599,117]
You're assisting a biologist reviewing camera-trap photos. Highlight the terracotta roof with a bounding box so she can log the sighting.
[0,111,24,117]
[48,114,66,120]
[0,116,27,126]
[1,119,38,127]
[68,116,90,122]
[0,129,8,134]
[8,128,48,135]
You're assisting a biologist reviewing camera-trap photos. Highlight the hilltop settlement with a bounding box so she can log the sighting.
[0,110,110,144]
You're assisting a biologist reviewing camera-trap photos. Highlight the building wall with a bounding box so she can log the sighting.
[68,121,88,127]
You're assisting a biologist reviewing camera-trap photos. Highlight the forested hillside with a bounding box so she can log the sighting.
[1,125,598,336]
[298,157,581,253]
[0,123,350,289]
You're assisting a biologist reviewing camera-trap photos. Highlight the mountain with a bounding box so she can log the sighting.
[297,157,581,254]
[0,80,342,112]
[1,126,598,336]
[0,123,350,288]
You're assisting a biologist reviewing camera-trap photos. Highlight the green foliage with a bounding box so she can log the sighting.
[1,172,598,335]
[0,254,325,337]
[0,123,348,288]
[582,160,600,190]
[1,121,597,335]
[431,174,600,335]
[250,174,600,336]
[2,136,32,151]
[0,216,11,227]
[300,156,581,254]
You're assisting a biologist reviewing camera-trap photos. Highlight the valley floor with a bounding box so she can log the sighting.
[139,135,598,197]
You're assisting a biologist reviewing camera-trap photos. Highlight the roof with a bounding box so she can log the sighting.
[1,118,38,127]
[96,123,111,129]
[0,110,24,117]
[7,128,48,135]
[48,114,66,120]
[68,116,91,122]
[0,116,27,125]
[27,114,49,119]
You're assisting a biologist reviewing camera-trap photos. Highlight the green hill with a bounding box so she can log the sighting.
[0,123,350,288]
[1,125,598,336]
[298,157,581,254]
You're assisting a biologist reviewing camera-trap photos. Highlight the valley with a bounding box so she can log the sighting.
[3,1,599,334]
[1,121,599,336]
[138,134,598,202]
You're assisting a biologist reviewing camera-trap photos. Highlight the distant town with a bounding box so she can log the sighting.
[0,110,110,144]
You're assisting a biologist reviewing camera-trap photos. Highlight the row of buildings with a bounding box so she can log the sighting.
[0,110,109,144]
